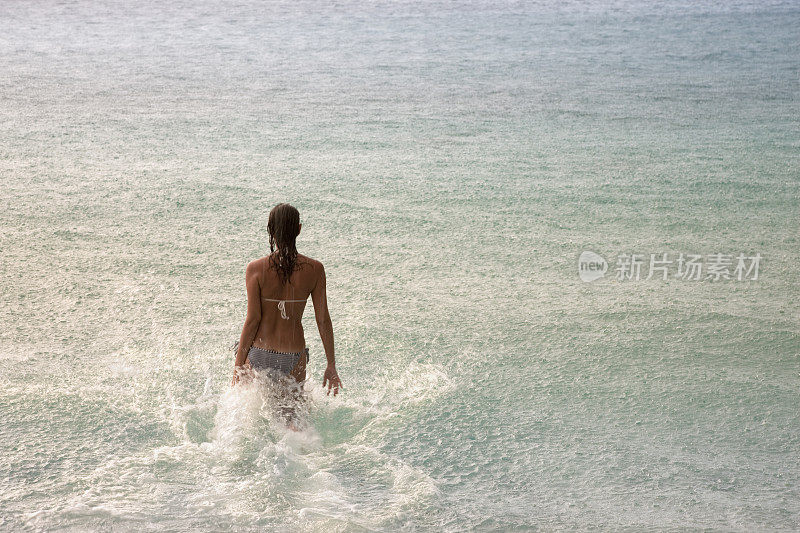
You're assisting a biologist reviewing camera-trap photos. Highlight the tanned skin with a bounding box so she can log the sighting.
[232,229,341,395]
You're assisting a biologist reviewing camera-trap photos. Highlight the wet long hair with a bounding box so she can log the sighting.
[267,203,301,285]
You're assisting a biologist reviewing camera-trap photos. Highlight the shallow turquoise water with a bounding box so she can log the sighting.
[1,0,799,530]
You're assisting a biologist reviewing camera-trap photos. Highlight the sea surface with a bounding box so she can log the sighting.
[1,0,799,530]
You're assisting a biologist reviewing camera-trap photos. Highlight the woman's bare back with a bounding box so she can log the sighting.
[252,253,321,353]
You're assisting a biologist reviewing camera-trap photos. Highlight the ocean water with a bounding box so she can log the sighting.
[1,0,799,530]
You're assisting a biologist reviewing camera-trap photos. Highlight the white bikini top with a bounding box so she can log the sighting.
[262,298,306,320]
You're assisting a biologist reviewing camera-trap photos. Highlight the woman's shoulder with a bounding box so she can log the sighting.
[297,253,323,270]
[244,258,265,279]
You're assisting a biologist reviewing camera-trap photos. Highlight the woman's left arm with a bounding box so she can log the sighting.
[233,260,262,383]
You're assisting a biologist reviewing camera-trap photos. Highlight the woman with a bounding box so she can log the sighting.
[232,203,342,397]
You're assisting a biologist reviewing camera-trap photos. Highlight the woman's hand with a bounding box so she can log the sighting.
[231,365,251,386]
[322,365,342,396]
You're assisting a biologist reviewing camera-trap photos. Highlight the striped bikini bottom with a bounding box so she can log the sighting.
[247,345,309,376]
[247,345,309,427]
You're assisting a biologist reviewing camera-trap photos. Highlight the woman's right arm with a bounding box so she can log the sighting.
[311,261,341,395]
